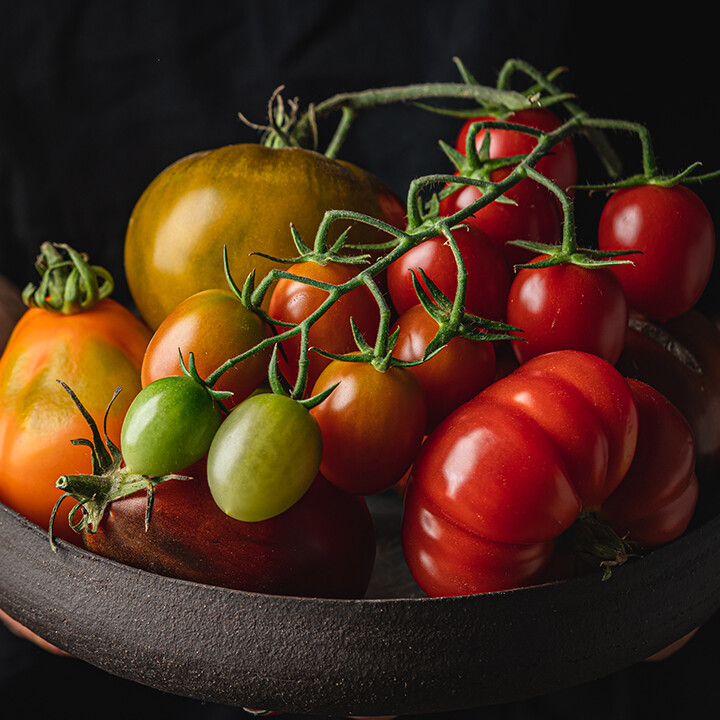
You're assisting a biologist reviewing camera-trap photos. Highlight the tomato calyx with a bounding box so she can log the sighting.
[557,510,641,581]
[22,242,115,315]
[48,381,191,552]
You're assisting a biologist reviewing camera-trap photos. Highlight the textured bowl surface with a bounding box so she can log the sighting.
[1,492,720,717]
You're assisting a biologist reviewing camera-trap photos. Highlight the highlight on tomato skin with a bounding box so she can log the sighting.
[400,350,698,598]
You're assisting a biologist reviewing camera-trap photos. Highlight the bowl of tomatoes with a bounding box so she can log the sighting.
[2,61,720,717]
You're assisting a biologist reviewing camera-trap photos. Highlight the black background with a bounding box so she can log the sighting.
[2,1,720,718]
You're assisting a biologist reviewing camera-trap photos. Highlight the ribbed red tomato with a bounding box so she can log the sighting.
[402,350,697,596]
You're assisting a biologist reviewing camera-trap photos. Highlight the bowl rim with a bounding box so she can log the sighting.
[2,498,720,715]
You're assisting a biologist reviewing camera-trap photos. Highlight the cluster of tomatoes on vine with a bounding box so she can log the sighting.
[40,59,717,599]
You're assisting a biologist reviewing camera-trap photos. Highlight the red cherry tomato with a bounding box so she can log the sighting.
[455,107,578,194]
[267,261,379,392]
[506,257,629,365]
[391,304,496,430]
[310,359,426,495]
[597,184,715,322]
[402,350,680,597]
[439,166,562,269]
[387,222,511,320]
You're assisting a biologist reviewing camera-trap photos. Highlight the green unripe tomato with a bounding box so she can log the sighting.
[120,375,223,476]
[207,392,323,522]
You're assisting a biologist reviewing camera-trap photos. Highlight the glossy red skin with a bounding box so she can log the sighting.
[267,261,380,393]
[402,350,641,596]
[387,222,512,320]
[439,166,562,269]
[141,289,272,409]
[83,467,376,599]
[597,185,715,322]
[601,379,698,548]
[455,108,578,194]
[391,304,496,430]
[310,359,427,495]
[507,257,629,365]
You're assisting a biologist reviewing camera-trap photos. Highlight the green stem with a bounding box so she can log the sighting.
[293,82,531,153]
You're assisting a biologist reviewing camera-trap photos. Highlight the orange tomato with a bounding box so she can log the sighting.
[0,298,151,545]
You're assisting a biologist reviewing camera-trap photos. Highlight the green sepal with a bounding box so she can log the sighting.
[508,240,641,270]
[48,381,190,552]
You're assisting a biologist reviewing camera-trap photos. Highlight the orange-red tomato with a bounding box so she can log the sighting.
[141,289,271,409]
[310,358,426,495]
[0,298,151,544]
[267,261,380,393]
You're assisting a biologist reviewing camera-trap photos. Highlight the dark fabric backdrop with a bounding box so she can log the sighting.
[2,2,720,718]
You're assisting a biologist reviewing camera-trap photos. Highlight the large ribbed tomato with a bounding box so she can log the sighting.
[0,298,151,545]
[402,350,697,596]
[124,144,405,330]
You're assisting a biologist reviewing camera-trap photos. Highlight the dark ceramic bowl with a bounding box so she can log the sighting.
[1,491,720,717]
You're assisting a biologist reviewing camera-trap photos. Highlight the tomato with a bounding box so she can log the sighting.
[455,107,578,195]
[310,359,426,495]
[120,376,223,477]
[597,184,716,322]
[207,392,323,521]
[600,379,698,548]
[267,261,380,393]
[506,257,629,365]
[141,288,271,409]
[83,464,376,599]
[439,166,562,269]
[391,304,496,430]
[125,144,405,330]
[0,298,151,545]
[402,350,652,596]
[387,222,512,320]
[615,310,720,482]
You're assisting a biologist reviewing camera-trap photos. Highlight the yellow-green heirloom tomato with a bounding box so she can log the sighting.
[207,392,323,522]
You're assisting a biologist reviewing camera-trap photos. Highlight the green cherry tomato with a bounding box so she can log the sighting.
[207,392,323,522]
[120,375,223,476]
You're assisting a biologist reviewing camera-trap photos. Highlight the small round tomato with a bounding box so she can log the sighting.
[597,184,715,321]
[120,375,223,476]
[141,288,272,409]
[387,222,511,320]
[267,261,379,392]
[207,392,322,521]
[439,166,562,269]
[391,304,496,429]
[506,257,629,365]
[455,107,578,195]
[310,359,426,495]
